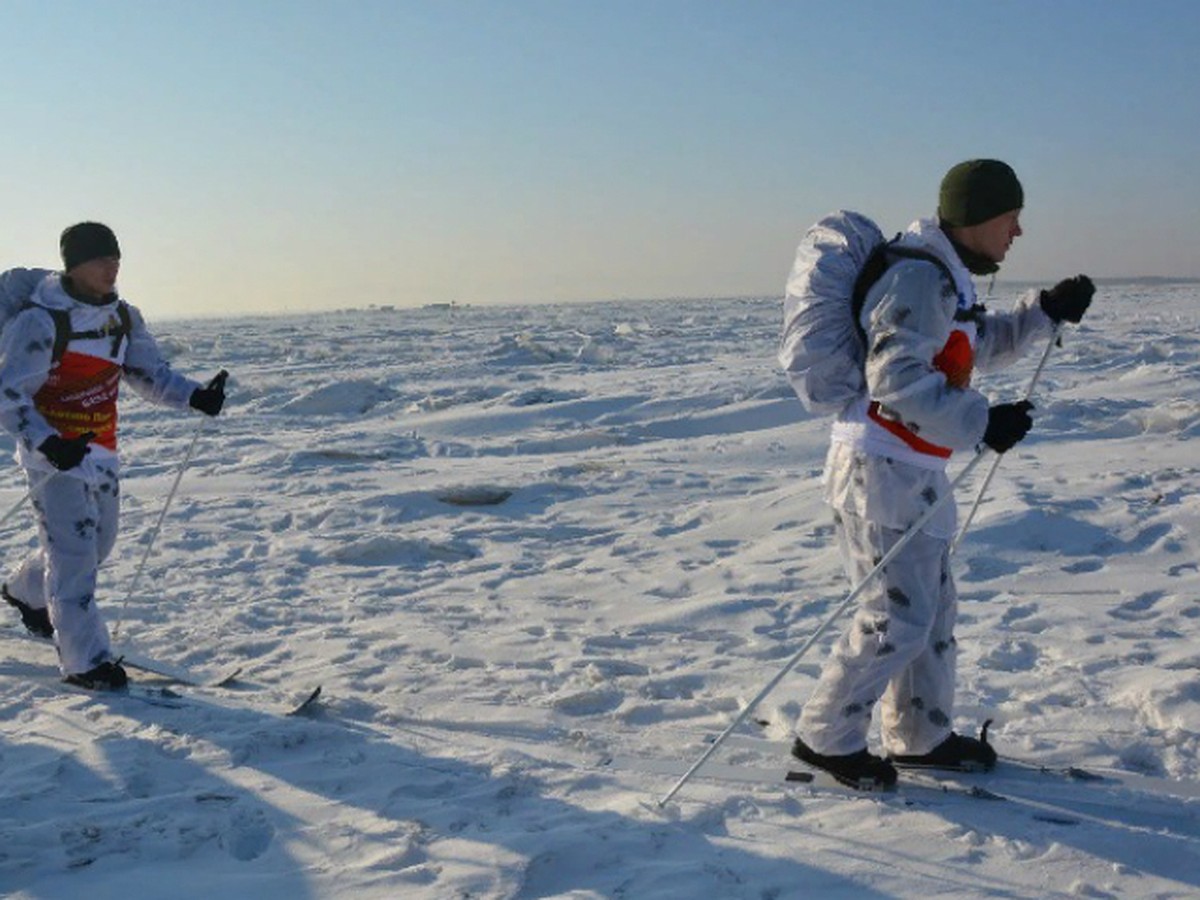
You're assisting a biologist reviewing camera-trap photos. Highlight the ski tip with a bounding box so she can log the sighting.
[286,685,323,716]
[211,666,244,688]
[785,770,815,783]
[967,786,1007,801]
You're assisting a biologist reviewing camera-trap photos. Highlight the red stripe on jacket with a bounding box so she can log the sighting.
[867,329,974,459]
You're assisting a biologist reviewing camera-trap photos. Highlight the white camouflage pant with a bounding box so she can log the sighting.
[8,464,121,676]
[797,508,958,757]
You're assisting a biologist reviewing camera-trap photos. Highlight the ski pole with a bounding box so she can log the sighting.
[657,448,988,808]
[0,470,58,529]
[951,325,1061,555]
[111,420,206,640]
[0,489,32,528]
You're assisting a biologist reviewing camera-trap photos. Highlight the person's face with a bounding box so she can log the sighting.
[956,209,1023,263]
[68,256,120,297]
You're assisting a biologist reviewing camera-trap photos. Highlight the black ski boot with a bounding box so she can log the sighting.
[3,583,53,639]
[64,660,128,691]
[792,736,898,790]
[889,720,998,772]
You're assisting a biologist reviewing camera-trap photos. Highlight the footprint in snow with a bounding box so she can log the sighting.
[332,536,477,568]
[1108,591,1166,621]
[221,807,275,862]
[978,639,1039,672]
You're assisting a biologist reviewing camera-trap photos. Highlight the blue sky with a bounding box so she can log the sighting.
[1,1,1196,316]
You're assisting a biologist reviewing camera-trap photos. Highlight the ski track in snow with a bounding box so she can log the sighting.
[1,288,1198,898]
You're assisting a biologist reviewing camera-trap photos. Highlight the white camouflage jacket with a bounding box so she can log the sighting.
[0,273,200,480]
[825,217,1053,537]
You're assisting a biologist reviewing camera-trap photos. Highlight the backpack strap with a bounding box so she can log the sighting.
[114,301,132,355]
[47,308,72,365]
[45,300,132,364]
[881,243,956,291]
[849,241,893,343]
[850,236,966,342]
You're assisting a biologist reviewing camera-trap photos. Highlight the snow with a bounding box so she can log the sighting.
[1,285,1198,898]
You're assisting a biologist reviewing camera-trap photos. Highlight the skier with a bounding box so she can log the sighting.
[0,222,227,689]
[791,160,1095,788]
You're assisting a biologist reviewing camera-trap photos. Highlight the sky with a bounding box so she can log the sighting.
[1,0,1197,318]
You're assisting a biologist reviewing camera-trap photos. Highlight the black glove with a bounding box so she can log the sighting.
[1040,275,1094,324]
[39,432,95,471]
[982,401,1034,453]
[189,370,228,417]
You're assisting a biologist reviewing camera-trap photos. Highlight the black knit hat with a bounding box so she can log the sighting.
[60,222,121,271]
[938,160,1024,228]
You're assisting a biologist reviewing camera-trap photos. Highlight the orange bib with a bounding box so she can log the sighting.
[34,350,122,451]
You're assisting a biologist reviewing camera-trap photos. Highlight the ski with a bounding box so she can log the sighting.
[119,651,243,688]
[57,677,323,718]
[612,750,1198,833]
[730,733,1113,788]
[996,754,1107,783]
[654,730,1200,831]
[780,762,1013,802]
[785,765,1010,800]
[14,650,322,719]
[605,753,1011,808]
[286,685,323,717]
[4,625,320,715]
[5,624,243,688]
[116,650,320,715]
[59,680,190,709]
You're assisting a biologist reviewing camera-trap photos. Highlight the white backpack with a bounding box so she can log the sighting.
[0,268,54,333]
[779,211,884,414]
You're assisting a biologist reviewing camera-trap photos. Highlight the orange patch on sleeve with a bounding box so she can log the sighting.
[933,330,974,389]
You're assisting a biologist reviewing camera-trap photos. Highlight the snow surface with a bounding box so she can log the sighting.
[1,285,1198,899]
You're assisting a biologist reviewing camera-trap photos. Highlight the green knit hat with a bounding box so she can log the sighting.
[938,159,1024,228]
